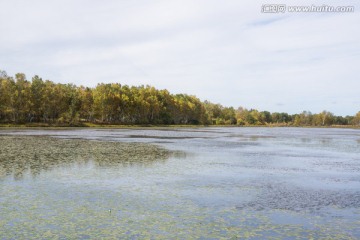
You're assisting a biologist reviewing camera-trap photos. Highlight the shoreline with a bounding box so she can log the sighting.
[0,123,359,130]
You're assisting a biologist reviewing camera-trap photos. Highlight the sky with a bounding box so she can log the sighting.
[0,0,359,116]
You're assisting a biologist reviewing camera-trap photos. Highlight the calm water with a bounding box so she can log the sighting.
[1,127,360,239]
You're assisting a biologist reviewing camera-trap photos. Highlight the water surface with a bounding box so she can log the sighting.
[1,127,359,239]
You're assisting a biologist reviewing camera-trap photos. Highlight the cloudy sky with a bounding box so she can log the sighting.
[1,0,359,116]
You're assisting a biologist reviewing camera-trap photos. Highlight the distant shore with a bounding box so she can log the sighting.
[0,123,359,129]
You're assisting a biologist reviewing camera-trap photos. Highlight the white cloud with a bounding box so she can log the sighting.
[0,0,359,115]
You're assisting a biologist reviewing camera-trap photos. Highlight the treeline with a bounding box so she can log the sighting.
[0,70,359,126]
[235,109,359,126]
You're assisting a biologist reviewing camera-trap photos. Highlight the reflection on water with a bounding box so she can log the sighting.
[0,127,360,239]
[0,136,171,180]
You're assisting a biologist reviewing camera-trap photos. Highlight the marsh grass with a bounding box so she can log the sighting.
[0,135,170,179]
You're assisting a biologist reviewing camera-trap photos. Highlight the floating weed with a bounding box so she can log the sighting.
[1,135,359,239]
[0,135,172,179]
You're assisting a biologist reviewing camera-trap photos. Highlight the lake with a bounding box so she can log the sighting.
[1,127,359,239]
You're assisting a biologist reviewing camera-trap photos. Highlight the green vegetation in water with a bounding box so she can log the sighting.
[0,133,358,239]
[0,135,171,180]
[0,193,357,239]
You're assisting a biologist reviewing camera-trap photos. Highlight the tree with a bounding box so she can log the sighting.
[0,70,358,127]
[353,111,360,125]
[78,86,94,122]
[293,111,312,126]
[29,75,45,122]
[0,70,7,78]
[93,83,113,123]
[0,74,15,122]
[261,111,272,124]
[319,110,334,126]
[236,107,249,125]
[13,73,31,123]
[221,107,236,125]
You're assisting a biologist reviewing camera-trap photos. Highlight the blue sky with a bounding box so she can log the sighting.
[0,0,359,116]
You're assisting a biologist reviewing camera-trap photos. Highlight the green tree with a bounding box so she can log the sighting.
[0,73,15,122]
[0,69,358,127]
[353,111,360,125]
[78,86,94,122]
[221,107,236,125]
[13,73,32,123]
[261,111,272,124]
[293,111,312,126]
[29,75,45,122]
[236,107,249,125]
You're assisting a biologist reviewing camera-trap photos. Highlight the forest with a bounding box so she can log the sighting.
[0,70,359,126]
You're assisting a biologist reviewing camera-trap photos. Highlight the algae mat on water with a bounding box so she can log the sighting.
[0,135,359,239]
[0,135,170,179]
